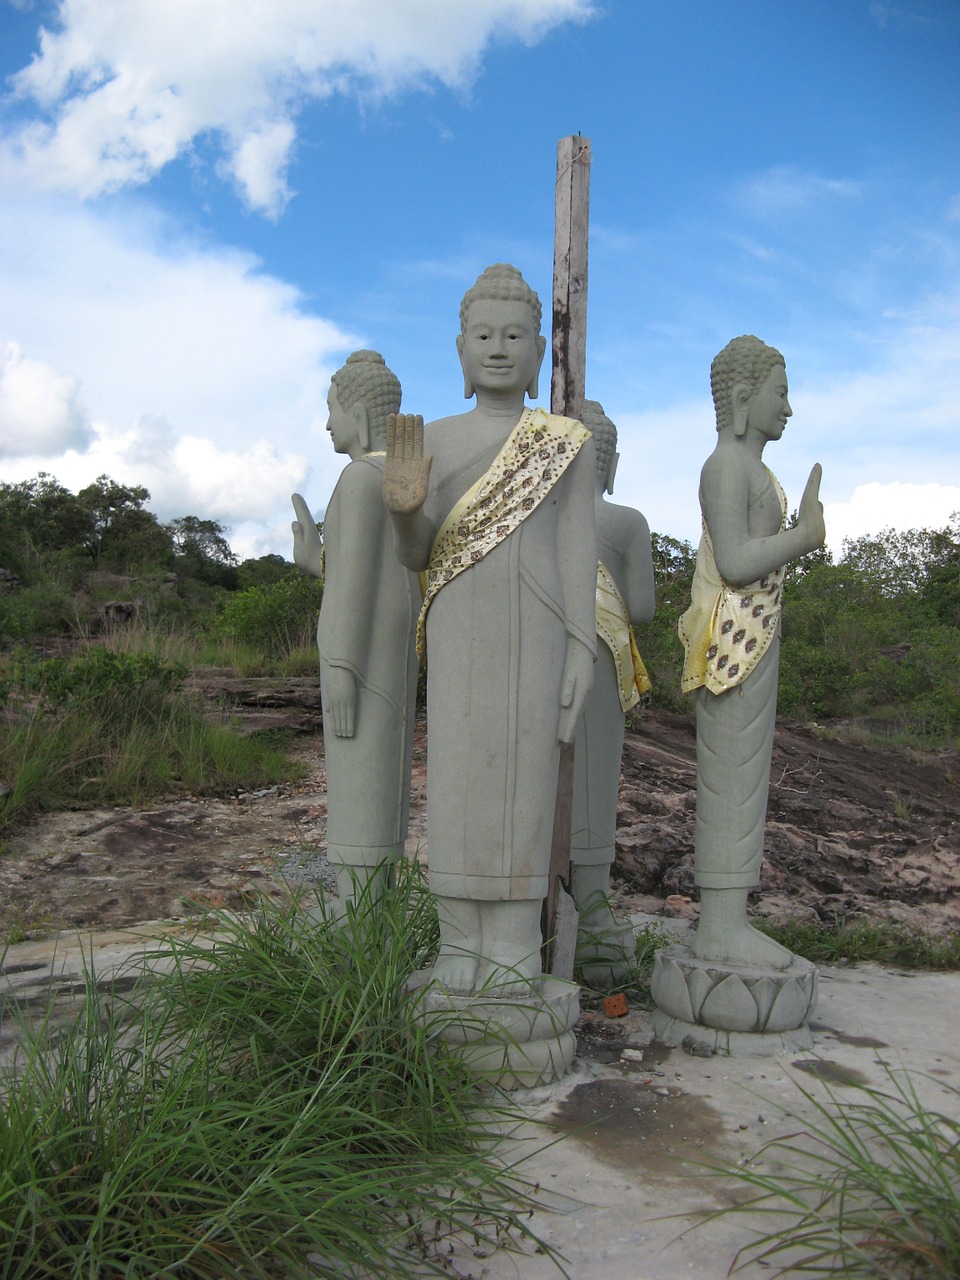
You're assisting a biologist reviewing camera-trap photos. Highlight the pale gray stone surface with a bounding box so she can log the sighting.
[292,350,419,906]
[384,265,597,996]
[679,337,825,979]
[571,400,654,984]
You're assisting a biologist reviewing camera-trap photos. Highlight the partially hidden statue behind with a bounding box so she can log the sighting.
[384,264,597,994]
[292,350,420,905]
[571,400,655,979]
[679,335,825,968]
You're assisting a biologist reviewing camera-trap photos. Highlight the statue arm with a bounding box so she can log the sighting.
[557,437,598,743]
[291,492,323,578]
[620,508,656,625]
[702,456,825,587]
[317,465,382,737]
[383,413,436,570]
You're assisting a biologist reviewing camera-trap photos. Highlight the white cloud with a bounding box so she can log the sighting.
[0,194,357,551]
[732,166,862,219]
[0,340,92,458]
[3,0,594,215]
[825,482,960,553]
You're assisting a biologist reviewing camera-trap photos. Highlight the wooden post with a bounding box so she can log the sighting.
[544,135,591,978]
[551,135,591,425]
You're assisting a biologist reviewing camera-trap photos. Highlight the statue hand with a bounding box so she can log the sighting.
[557,638,595,744]
[797,463,826,554]
[324,665,357,738]
[384,413,432,515]
[291,492,323,577]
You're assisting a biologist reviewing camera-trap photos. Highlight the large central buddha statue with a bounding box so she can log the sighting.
[384,263,597,994]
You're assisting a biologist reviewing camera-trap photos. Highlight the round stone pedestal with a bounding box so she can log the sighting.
[650,944,817,1055]
[413,976,579,1089]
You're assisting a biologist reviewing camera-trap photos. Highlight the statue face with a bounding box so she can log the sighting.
[458,300,543,397]
[746,363,792,443]
[326,384,359,456]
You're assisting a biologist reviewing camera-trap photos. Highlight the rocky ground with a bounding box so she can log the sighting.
[1,676,958,941]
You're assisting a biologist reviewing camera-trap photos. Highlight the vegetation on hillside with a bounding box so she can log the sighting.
[635,516,960,745]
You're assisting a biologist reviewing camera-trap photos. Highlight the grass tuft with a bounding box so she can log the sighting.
[718,1068,960,1278]
[0,861,552,1279]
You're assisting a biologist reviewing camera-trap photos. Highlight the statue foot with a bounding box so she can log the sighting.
[475,950,542,994]
[431,952,480,994]
[692,919,794,970]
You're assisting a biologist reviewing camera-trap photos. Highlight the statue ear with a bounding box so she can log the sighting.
[353,400,371,452]
[457,333,475,400]
[527,333,548,400]
[731,383,751,437]
[606,451,619,496]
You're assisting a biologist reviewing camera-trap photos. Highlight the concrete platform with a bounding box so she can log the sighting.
[3,917,958,1279]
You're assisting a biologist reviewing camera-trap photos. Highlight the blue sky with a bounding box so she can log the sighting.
[1,0,958,559]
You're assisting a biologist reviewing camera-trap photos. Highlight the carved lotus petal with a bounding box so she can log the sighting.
[749,975,778,1026]
[766,974,816,1032]
[686,966,715,1022]
[699,973,759,1032]
[651,955,694,1023]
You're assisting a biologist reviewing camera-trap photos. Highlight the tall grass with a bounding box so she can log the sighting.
[756,915,960,971]
[720,1069,960,1277]
[0,647,300,833]
[0,864,551,1278]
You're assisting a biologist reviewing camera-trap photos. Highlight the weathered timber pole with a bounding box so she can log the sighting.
[545,135,591,978]
[551,135,591,424]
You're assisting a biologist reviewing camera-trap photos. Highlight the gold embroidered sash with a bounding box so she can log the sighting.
[416,407,590,659]
[679,469,787,694]
[596,561,651,711]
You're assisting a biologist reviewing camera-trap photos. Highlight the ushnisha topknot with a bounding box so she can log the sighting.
[581,399,618,483]
[710,336,785,434]
[459,264,542,335]
[330,350,401,446]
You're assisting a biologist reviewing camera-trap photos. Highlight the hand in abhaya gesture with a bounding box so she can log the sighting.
[796,463,826,555]
[384,414,432,515]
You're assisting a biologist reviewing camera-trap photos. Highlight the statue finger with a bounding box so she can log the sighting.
[386,413,399,458]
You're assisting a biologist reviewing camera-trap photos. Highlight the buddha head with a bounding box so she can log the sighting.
[710,336,786,437]
[328,350,401,454]
[457,264,546,401]
[582,399,619,494]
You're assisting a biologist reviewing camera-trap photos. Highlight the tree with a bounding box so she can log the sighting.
[0,473,89,573]
[77,475,173,572]
[166,516,238,586]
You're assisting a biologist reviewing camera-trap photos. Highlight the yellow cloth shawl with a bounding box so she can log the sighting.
[416,407,590,660]
[678,469,787,695]
[596,561,651,711]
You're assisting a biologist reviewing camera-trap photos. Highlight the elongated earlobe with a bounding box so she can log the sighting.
[355,402,371,453]
[731,384,751,437]
[457,333,475,399]
[527,334,547,400]
[606,452,619,496]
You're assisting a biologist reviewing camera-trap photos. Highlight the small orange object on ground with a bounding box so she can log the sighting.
[602,992,629,1018]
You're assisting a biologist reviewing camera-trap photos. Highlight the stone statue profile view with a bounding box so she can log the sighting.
[384,264,597,996]
[292,350,420,906]
[678,335,825,968]
[571,400,654,977]
[652,335,825,1051]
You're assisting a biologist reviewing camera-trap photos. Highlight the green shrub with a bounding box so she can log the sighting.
[213,576,323,657]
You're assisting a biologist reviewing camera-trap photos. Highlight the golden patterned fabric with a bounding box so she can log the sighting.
[678,469,787,695]
[416,407,590,659]
[596,561,651,711]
